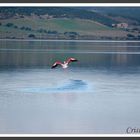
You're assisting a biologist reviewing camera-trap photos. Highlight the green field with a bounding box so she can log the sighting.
[0,7,138,40]
[0,18,115,37]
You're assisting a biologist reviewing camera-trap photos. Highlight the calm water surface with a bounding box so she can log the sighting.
[0,40,140,134]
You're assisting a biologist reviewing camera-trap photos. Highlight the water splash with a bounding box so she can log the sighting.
[21,79,89,93]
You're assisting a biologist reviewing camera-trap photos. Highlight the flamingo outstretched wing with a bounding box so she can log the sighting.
[51,61,62,69]
[66,58,78,64]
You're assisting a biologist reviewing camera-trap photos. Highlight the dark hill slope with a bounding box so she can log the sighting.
[0,7,118,26]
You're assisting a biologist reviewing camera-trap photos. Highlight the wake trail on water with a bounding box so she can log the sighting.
[21,79,91,94]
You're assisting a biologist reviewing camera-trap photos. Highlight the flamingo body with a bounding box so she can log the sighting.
[51,58,78,69]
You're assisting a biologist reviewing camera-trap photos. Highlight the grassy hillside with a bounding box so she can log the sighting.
[0,7,139,40]
[0,7,118,26]
[0,18,112,31]
[0,17,123,39]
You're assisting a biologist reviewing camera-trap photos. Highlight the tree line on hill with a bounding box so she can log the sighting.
[0,7,118,27]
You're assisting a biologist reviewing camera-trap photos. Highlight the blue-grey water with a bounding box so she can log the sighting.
[0,40,140,134]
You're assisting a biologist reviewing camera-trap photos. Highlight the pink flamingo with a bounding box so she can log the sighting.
[51,58,78,69]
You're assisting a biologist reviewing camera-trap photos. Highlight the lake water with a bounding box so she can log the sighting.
[0,40,140,134]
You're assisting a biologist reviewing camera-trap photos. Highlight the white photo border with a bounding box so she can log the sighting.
[0,3,140,137]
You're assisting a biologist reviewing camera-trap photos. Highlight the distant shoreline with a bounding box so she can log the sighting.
[1,39,140,42]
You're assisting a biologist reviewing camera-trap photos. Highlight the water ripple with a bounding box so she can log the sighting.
[21,79,88,93]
